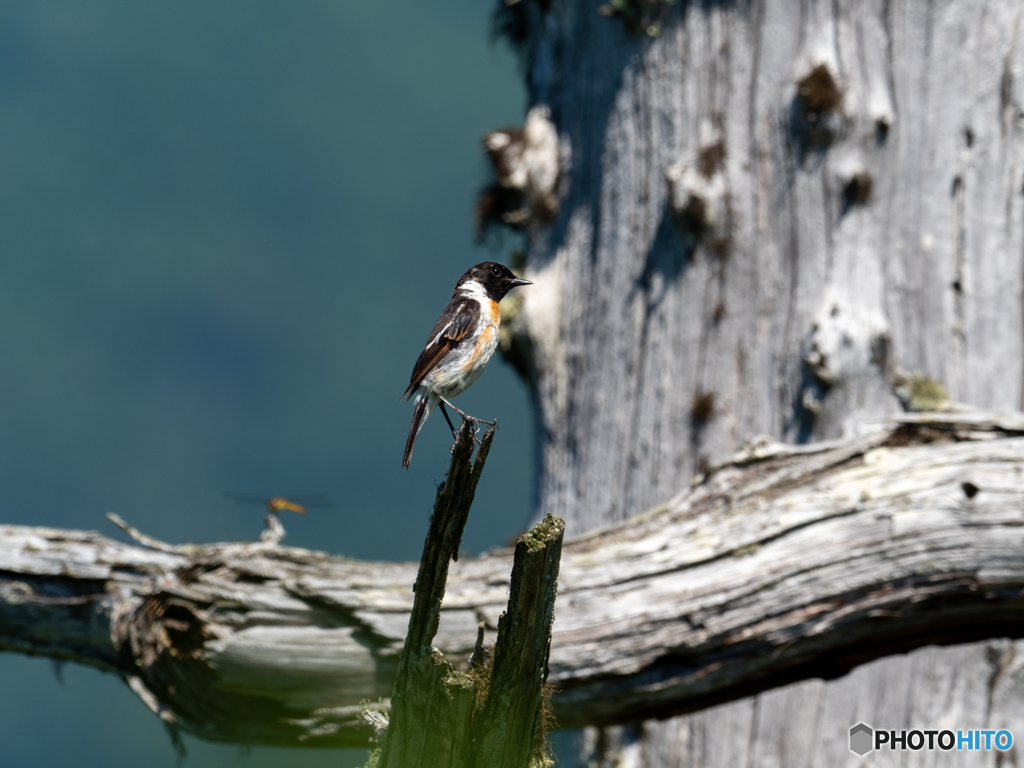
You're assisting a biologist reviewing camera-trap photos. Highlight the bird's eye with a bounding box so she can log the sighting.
[491,266,502,276]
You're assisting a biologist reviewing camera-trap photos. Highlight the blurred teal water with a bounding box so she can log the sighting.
[0,1,527,765]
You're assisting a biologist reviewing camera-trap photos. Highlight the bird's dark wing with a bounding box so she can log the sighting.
[401,299,480,400]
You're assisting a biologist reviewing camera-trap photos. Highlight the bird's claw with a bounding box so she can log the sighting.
[448,416,496,453]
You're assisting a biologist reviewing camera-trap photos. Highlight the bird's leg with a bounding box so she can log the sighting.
[439,400,481,455]
[437,396,496,452]
[438,402,459,439]
[437,396,496,428]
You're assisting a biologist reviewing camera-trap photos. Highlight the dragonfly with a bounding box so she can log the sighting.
[222,492,334,515]
[224,492,334,545]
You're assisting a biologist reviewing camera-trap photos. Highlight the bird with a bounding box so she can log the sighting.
[401,262,531,468]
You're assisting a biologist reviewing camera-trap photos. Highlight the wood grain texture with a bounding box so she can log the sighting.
[563,640,1024,768]
[2,413,1024,748]
[501,0,1024,763]
[512,0,1024,532]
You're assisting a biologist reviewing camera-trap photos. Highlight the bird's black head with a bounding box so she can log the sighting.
[456,261,532,302]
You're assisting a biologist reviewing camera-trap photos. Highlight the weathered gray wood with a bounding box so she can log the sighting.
[2,413,1024,748]
[497,0,1024,763]
[567,640,1023,768]
[509,0,1024,533]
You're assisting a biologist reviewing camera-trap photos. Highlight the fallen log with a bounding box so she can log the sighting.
[2,411,1023,747]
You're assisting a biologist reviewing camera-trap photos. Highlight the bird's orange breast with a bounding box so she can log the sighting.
[462,324,497,371]
[478,324,496,347]
[483,298,500,323]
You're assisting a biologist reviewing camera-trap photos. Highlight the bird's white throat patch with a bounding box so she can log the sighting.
[458,279,488,301]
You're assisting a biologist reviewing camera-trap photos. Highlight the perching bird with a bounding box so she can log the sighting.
[401,262,531,468]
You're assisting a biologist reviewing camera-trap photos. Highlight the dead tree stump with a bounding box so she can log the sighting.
[373,420,565,768]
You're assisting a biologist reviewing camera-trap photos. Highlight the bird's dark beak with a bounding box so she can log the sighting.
[509,277,532,287]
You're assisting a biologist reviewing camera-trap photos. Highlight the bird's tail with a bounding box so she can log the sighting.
[402,393,433,469]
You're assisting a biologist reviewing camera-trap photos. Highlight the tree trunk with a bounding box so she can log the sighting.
[503,0,1024,763]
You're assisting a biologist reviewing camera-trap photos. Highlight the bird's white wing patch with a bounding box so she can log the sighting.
[427,322,452,350]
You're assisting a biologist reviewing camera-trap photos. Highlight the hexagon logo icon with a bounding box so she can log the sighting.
[850,723,874,756]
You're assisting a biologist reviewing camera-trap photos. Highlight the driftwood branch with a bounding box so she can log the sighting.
[2,412,1024,747]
